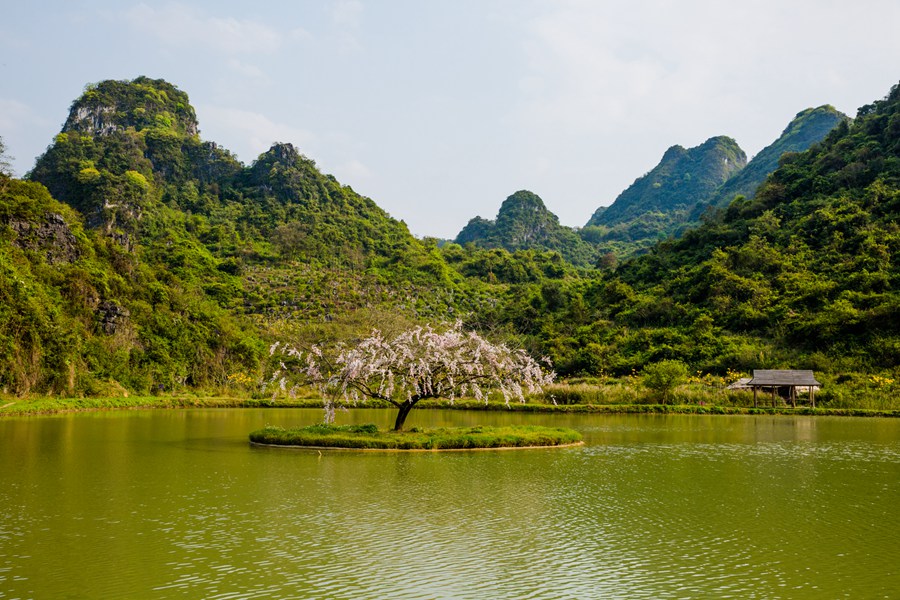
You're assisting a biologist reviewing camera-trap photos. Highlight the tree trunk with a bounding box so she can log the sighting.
[393,401,416,431]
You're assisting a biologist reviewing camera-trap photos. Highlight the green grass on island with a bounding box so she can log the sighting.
[249,423,583,450]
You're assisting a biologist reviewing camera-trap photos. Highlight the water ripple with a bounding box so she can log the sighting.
[1,411,899,598]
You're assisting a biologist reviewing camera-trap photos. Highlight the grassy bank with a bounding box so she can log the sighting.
[3,377,899,418]
[0,395,326,416]
[414,400,900,418]
[527,378,900,412]
[249,423,583,450]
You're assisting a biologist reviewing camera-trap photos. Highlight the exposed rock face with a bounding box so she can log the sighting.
[96,301,130,335]
[9,212,80,264]
[66,104,119,136]
[108,230,134,251]
[268,142,300,163]
[61,77,200,137]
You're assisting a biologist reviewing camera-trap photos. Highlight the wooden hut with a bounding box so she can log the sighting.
[747,370,821,408]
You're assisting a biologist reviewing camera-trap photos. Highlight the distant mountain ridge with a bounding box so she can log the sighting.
[605,81,900,365]
[455,190,597,267]
[689,105,847,219]
[453,108,844,265]
[584,109,845,256]
[580,136,746,255]
[588,136,746,228]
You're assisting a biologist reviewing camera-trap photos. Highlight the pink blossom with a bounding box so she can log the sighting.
[265,322,554,430]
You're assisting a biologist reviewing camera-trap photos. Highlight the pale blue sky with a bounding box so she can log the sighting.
[2,1,899,238]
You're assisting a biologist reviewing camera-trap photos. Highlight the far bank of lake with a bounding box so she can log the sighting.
[2,393,899,418]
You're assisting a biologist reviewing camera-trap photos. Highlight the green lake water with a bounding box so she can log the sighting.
[1,409,898,599]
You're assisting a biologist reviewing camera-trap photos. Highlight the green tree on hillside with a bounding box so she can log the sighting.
[0,135,12,177]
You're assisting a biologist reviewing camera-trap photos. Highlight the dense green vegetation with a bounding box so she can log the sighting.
[249,423,583,450]
[581,110,843,258]
[455,190,598,267]
[692,105,847,217]
[485,83,900,384]
[2,77,899,408]
[612,88,900,369]
[7,78,459,396]
[583,136,746,255]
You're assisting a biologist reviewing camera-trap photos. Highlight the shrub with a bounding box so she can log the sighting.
[642,359,689,404]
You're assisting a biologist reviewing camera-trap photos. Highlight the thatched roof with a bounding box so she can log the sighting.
[727,377,752,390]
[748,370,821,387]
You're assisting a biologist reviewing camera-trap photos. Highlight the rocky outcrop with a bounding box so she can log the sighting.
[61,77,200,137]
[9,212,80,264]
[96,301,130,335]
[66,104,119,136]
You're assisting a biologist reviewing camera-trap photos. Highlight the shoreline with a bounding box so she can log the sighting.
[249,440,586,452]
[1,396,898,418]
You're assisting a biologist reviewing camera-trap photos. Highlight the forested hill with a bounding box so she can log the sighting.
[605,82,900,369]
[2,76,898,396]
[689,105,847,219]
[582,136,746,255]
[488,81,899,378]
[2,77,455,395]
[29,78,436,273]
[454,190,597,267]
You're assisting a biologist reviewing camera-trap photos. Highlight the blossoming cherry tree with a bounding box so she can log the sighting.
[269,323,555,431]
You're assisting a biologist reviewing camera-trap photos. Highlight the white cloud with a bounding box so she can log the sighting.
[289,26,314,42]
[0,98,42,131]
[513,1,736,136]
[512,0,900,155]
[0,98,50,174]
[330,0,364,29]
[226,59,268,81]
[123,3,283,54]
[335,158,372,180]
[196,105,316,162]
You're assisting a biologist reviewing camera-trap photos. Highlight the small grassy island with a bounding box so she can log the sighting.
[251,324,584,450]
[249,423,583,451]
